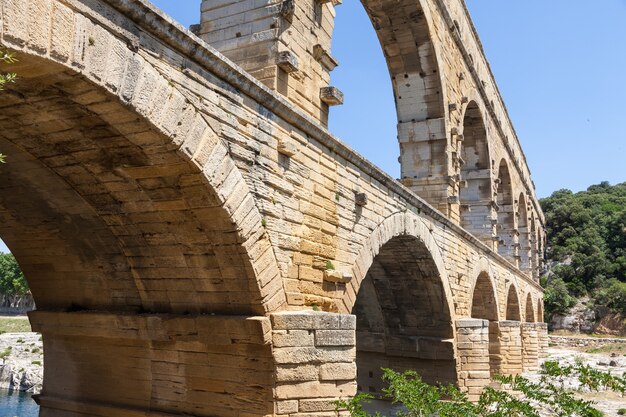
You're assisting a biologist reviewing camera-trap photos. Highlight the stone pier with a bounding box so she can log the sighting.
[521,323,540,372]
[271,311,357,417]
[456,319,491,401]
[493,321,523,376]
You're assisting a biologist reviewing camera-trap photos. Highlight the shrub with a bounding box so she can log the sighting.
[593,278,626,316]
[544,277,576,320]
[337,362,625,417]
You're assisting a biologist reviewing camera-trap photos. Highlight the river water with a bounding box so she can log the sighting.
[0,389,39,416]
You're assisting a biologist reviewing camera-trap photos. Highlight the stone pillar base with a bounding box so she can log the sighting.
[494,321,522,376]
[270,311,357,417]
[536,322,549,358]
[521,322,540,372]
[30,310,275,417]
[456,318,490,401]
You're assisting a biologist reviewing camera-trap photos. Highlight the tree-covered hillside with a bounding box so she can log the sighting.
[541,182,626,318]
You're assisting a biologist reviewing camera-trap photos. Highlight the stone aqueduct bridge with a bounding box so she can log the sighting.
[0,0,547,415]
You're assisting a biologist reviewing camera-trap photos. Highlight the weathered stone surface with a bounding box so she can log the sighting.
[0,0,547,415]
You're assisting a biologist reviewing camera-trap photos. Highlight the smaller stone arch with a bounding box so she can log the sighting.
[459,101,494,246]
[495,160,515,262]
[471,272,499,322]
[525,293,536,323]
[537,298,544,323]
[470,269,500,376]
[505,284,521,321]
[517,193,531,272]
[348,213,458,399]
[530,212,538,280]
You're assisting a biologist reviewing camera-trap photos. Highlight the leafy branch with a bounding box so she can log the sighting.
[0,49,16,90]
[337,362,625,417]
[0,48,16,164]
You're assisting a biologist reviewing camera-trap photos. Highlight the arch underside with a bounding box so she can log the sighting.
[0,54,267,316]
[361,0,449,207]
[496,161,515,261]
[352,235,456,397]
[525,294,535,323]
[471,272,499,375]
[505,285,521,321]
[460,102,493,246]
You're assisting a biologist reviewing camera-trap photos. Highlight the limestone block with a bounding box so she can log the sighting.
[277,51,299,73]
[319,362,357,381]
[315,330,355,347]
[319,87,344,106]
[276,400,299,414]
[323,269,352,284]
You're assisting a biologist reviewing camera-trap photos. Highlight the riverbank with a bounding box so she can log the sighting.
[0,332,42,393]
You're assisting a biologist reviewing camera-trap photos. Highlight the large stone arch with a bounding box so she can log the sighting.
[359,0,452,213]
[495,159,515,262]
[0,5,286,315]
[0,5,286,416]
[344,213,457,399]
[459,101,493,246]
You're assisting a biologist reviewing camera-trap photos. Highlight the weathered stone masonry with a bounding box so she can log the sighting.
[0,0,546,415]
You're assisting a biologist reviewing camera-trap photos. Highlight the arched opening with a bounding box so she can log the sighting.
[530,213,538,280]
[335,0,449,213]
[353,235,456,411]
[459,102,493,245]
[505,285,521,321]
[517,193,531,272]
[525,294,536,323]
[538,299,544,323]
[495,160,515,261]
[0,52,278,416]
[471,272,499,375]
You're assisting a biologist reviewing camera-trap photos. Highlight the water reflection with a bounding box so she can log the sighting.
[0,389,39,416]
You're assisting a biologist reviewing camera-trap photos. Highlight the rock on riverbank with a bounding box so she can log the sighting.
[0,332,43,393]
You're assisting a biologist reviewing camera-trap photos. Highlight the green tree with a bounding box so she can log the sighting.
[541,182,626,314]
[544,277,576,320]
[0,253,29,297]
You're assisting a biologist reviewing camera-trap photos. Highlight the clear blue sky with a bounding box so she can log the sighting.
[2,1,625,253]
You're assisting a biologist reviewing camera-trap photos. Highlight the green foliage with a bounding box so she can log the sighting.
[592,279,626,316]
[0,48,16,91]
[0,253,29,297]
[0,346,11,360]
[325,260,336,270]
[541,182,626,314]
[337,364,625,417]
[544,277,576,320]
[0,317,32,333]
[0,48,16,165]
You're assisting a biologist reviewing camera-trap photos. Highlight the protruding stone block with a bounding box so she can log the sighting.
[278,139,298,157]
[313,45,339,71]
[323,269,352,283]
[320,87,344,106]
[355,192,368,206]
[277,51,299,73]
[281,0,295,21]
